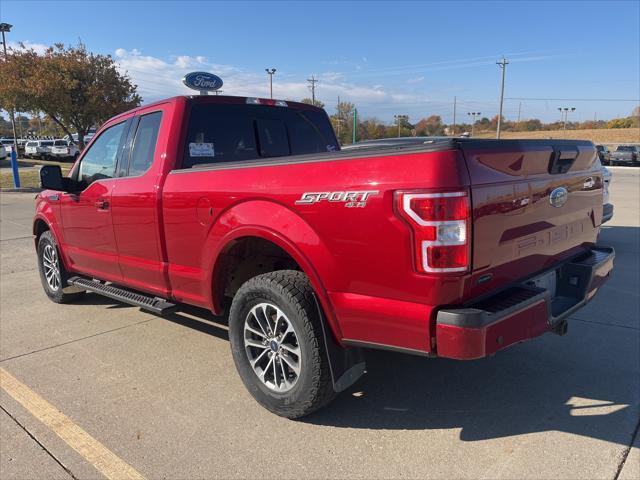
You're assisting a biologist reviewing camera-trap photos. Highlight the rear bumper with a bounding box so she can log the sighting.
[435,246,615,360]
[602,203,614,224]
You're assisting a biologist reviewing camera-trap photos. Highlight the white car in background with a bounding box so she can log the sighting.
[0,144,6,160]
[596,157,614,223]
[50,139,79,161]
[24,140,54,159]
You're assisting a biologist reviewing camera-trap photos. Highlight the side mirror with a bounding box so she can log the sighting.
[40,165,66,191]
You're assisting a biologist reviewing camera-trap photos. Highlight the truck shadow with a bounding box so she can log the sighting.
[302,225,639,445]
[68,225,638,445]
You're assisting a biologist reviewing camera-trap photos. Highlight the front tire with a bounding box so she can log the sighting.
[228,270,335,418]
[37,230,84,303]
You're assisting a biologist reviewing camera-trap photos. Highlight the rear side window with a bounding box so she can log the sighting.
[256,118,289,157]
[127,111,162,176]
[181,103,338,168]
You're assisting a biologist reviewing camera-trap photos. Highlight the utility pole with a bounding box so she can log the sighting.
[452,96,457,136]
[517,102,522,127]
[467,112,481,137]
[265,68,276,99]
[307,75,318,104]
[352,108,357,144]
[496,57,509,139]
[1,22,20,188]
[335,96,341,137]
[394,114,408,138]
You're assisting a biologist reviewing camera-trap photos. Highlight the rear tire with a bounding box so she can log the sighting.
[228,270,335,418]
[37,230,84,303]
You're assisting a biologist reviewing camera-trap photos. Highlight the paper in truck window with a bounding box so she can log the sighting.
[189,142,215,157]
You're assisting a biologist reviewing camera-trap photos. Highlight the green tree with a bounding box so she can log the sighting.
[0,42,141,148]
[331,101,356,144]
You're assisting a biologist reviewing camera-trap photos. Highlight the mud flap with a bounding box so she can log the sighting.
[313,295,366,393]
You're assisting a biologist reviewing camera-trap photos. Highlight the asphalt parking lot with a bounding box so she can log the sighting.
[0,168,638,480]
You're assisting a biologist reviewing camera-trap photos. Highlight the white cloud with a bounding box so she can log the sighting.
[113,48,424,117]
[407,76,425,84]
[7,41,48,55]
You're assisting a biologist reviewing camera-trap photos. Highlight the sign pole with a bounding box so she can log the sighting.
[1,24,21,188]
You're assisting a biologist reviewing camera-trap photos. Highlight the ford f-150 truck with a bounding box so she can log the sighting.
[610,145,640,166]
[35,95,614,418]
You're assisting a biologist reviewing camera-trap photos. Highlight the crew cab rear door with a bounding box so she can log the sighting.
[110,108,170,297]
[59,119,130,282]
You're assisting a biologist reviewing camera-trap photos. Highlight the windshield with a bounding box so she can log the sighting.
[53,140,67,146]
[26,142,37,147]
[616,146,635,151]
[40,141,54,146]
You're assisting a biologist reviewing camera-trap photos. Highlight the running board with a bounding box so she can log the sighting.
[67,276,177,315]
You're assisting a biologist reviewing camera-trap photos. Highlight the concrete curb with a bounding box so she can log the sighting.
[0,188,42,193]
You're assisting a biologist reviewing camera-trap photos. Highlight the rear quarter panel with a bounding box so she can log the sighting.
[161,149,471,351]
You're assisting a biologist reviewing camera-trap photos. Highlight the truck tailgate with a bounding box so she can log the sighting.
[460,140,603,295]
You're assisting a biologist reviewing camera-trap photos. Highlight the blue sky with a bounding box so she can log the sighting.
[2,0,639,123]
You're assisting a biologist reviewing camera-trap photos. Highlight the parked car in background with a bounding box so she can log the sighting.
[1,139,20,156]
[0,144,6,160]
[24,140,54,159]
[63,130,96,145]
[595,157,614,223]
[50,140,79,161]
[610,145,640,166]
[595,145,611,165]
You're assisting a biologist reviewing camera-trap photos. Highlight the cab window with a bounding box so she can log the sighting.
[78,121,127,186]
[126,112,162,176]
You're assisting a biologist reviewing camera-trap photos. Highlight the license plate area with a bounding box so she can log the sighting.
[526,269,557,298]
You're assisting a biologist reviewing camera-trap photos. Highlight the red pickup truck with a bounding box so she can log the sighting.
[35,95,614,418]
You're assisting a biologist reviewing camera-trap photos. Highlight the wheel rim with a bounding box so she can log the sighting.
[42,244,61,291]
[243,302,302,393]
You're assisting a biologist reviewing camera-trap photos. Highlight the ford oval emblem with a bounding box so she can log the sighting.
[182,71,223,92]
[549,187,568,208]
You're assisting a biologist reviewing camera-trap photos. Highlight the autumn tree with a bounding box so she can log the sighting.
[300,98,325,109]
[415,115,445,136]
[0,43,141,148]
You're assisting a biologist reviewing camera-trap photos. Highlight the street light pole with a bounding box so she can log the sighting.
[0,22,21,188]
[467,112,481,137]
[394,114,407,138]
[558,106,576,135]
[265,68,276,99]
[496,57,509,139]
[452,96,457,136]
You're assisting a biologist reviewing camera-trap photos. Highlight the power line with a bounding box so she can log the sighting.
[506,97,639,102]
[307,75,318,103]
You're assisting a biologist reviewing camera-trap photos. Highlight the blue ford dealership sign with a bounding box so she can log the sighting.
[182,72,223,93]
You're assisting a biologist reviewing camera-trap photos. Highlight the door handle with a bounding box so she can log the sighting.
[94,199,109,210]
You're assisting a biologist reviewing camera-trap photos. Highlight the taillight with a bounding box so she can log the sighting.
[396,191,471,273]
[246,97,288,107]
